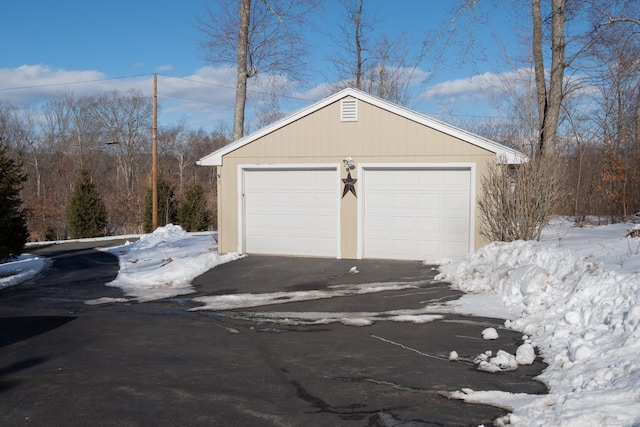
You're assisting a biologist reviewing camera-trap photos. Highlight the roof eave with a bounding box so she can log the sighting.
[196,87,529,167]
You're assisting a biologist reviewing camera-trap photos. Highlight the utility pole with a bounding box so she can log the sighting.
[152,73,158,231]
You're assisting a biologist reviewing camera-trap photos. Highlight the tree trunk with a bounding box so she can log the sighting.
[532,0,565,157]
[543,0,565,155]
[354,0,364,90]
[532,0,546,157]
[233,0,252,141]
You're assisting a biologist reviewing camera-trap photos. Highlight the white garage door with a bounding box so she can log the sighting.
[363,168,471,260]
[243,169,338,257]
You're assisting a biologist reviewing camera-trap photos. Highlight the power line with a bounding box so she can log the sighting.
[158,73,316,103]
[157,94,235,110]
[0,73,154,91]
[0,71,503,120]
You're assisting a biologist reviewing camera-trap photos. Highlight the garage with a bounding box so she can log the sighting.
[242,167,340,257]
[198,88,527,260]
[361,167,472,260]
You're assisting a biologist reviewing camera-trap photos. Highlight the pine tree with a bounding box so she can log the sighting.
[0,138,28,259]
[143,176,177,233]
[177,182,212,232]
[66,169,108,239]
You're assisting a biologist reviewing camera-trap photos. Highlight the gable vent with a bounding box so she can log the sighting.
[340,98,358,122]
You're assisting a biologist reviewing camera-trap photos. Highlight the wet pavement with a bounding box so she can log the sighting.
[0,245,547,426]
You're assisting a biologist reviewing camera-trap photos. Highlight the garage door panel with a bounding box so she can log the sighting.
[367,216,389,232]
[417,170,440,186]
[364,168,471,260]
[442,217,467,233]
[290,214,309,229]
[442,193,469,210]
[442,170,469,186]
[389,193,416,209]
[417,193,440,209]
[314,191,336,206]
[314,214,336,231]
[416,216,440,233]
[389,216,414,233]
[244,169,338,257]
[291,192,314,207]
[368,170,391,185]
[391,170,417,185]
[365,192,389,209]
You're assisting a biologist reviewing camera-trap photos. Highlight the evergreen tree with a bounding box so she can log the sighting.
[66,169,108,239]
[0,138,28,259]
[143,176,177,233]
[177,182,212,232]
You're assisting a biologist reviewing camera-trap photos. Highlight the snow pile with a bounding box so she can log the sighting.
[98,224,243,302]
[482,327,499,340]
[436,220,640,426]
[472,328,536,373]
[0,254,51,289]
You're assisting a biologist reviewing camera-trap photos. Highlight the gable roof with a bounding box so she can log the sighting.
[197,87,528,166]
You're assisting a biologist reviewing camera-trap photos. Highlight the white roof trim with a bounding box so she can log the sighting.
[197,88,528,166]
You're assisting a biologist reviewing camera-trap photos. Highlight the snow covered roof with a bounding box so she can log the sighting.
[197,87,528,167]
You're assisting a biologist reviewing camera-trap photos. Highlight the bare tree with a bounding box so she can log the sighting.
[90,89,152,192]
[195,0,318,140]
[330,0,428,105]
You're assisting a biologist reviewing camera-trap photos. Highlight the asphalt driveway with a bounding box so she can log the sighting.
[0,247,547,426]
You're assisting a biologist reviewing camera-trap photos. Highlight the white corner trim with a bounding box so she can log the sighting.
[236,163,342,259]
[356,163,476,259]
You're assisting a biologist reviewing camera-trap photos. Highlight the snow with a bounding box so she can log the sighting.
[482,327,499,340]
[191,282,424,311]
[0,254,51,290]
[96,224,243,302]
[436,217,640,426]
[3,218,640,425]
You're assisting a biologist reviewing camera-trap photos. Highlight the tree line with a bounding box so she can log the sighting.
[0,90,229,243]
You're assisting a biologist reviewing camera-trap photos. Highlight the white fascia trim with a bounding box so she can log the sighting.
[356,163,476,259]
[236,163,342,259]
[197,87,527,167]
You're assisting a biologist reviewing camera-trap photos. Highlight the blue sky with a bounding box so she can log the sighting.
[1,0,523,134]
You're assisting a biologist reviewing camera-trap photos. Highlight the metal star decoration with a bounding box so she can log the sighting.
[342,171,357,198]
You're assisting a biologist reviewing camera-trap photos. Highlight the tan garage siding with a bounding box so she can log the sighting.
[216,98,496,258]
[224,100,487,161]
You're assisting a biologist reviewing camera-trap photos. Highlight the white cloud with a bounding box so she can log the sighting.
[420,72,503,103]
[0,64,243,131]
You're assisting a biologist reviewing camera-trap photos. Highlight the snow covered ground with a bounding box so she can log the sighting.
[437,218,640,427]
[1,218,640,426]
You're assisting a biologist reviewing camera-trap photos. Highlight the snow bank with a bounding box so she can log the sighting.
[0,254,51,289]
[99,224,243,302]
[437,233,640,426]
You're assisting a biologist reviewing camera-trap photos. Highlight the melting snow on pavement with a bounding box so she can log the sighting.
[2,218,640,425]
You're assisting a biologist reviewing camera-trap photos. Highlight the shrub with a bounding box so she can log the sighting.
[66,169,108,239]
[0,138,28,259]
[177,182,212,232]
[143,176,177,233]
[478,155,563,242]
